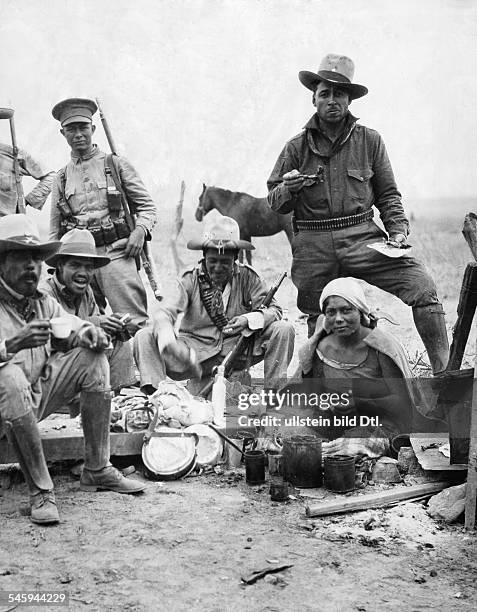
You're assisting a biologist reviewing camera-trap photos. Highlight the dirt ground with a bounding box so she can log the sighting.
[1,216,477,611]
[1,465,476,612]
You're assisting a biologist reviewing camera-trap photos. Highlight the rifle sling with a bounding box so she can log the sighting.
[105,154,135,226]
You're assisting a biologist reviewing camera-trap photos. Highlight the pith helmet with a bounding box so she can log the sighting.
[187,216,254,251]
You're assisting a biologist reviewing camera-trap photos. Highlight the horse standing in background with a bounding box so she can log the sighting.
[195,184,293,264]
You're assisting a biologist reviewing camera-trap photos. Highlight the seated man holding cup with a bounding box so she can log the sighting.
[40,228,136,395]
[0,215,145,526]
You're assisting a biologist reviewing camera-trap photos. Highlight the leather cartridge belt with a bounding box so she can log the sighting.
[292,209,374,232]
[60,219,131,247]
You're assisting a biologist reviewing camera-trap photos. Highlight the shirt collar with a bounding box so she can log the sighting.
[51,272,81,309]
[71,144,101,163]
[0,275,28,301]
[0,275,44,301]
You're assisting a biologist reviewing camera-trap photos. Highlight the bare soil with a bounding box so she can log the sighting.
[1,466,476,612]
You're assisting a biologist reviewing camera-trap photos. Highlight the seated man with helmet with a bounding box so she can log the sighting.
[0,215,145,527]
[134,216,295,397]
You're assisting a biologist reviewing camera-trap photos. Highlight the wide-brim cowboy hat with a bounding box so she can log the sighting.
[187,216,254,251]
[45,228,111,269]
[299,53,368,100]
[0,215,61,259]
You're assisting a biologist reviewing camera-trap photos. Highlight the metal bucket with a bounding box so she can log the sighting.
[323,455,355,492]
[282,435,322,488]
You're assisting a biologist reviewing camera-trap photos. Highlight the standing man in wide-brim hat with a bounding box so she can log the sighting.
[40,228,137,395]
[49,97,157,335]
[267,53,448,375]
[133,216,295,395]
[0,215,145,526]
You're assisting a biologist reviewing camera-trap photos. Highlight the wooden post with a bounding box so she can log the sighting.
[464,347,477,529]
[170,181,185,272]
[447,262,477,371]
[463,213,477,261]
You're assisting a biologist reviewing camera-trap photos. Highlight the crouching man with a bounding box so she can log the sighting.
[134,216,295,395]
[40,228,136,394]
[0,215,145,526]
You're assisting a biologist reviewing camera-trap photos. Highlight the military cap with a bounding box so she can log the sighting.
[52,97,98,126]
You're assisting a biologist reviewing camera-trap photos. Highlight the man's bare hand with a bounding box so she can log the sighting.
[99,314,124,335]
[223,315,248,337]
[5,319,51,353]
[388,233,407,247]
[76,325,109,352]
[283,169,305,194]
[124,227,145,258]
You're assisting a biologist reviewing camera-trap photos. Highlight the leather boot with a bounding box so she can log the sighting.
[6,412,59,525]
[412,304,449,375]
[79,391,146,494]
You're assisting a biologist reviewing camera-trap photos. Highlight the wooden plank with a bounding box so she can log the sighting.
[410,435,467,472]
[0,430,144,464]
[464,348,477,529]
[447,262,477,370]
[305,481,450,517]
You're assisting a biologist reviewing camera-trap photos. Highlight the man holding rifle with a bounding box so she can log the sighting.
[134,216,295,395]
[49,98,157,332]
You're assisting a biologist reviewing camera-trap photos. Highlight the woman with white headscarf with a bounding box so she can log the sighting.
[296,277,425,457]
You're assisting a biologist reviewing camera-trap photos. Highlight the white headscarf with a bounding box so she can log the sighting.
[319,278,371,315]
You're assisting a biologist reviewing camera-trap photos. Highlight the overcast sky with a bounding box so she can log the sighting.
[0,0,476,215]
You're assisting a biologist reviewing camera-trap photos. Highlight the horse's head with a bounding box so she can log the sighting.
[195,183,209,222]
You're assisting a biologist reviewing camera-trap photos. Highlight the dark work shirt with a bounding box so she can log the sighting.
[267,113,409,236]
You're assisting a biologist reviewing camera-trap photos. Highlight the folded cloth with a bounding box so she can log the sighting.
[322,426,390,458]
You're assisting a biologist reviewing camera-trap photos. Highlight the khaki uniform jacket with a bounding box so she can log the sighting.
[0,143,55,214]
[0,278,92,410]
[155,262,282,363]
[49,145,157,242]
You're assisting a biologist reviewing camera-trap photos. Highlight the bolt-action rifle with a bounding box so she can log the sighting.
[0,108,25,213]
[199,271,287,398]
[95,98,162,301]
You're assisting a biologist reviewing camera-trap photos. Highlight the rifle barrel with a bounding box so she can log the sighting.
[198,271,287,397]
[96,98,118,155]
[8,115,25,213]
